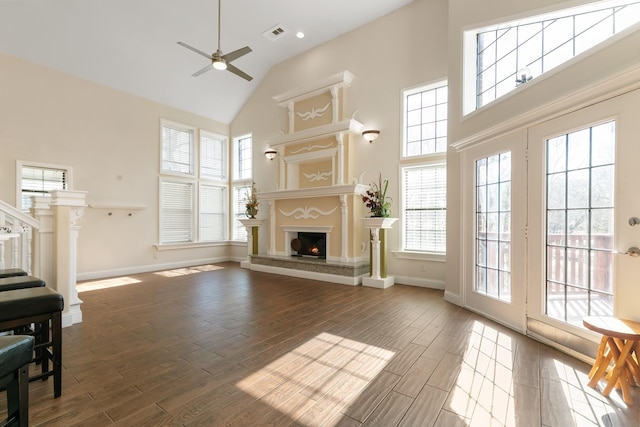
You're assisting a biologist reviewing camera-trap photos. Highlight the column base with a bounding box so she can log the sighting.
[362,276,395,289]
[240,259,252,269]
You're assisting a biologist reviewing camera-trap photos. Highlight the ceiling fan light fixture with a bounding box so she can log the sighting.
[212,59,227,70]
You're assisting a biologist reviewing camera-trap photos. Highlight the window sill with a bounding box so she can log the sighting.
[392,250,446,263]
[155,241,229,251]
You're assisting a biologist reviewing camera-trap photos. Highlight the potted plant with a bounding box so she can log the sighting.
[245,181,259,219]
[362,173,392,218]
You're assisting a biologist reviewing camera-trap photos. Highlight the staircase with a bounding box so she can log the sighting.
[0,191,87,327]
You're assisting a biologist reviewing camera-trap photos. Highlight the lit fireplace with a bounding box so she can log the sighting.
[291,232,326,259]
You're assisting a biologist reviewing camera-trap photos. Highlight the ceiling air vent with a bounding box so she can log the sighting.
[262,24,289,41]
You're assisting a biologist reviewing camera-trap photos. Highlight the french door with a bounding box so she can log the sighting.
[463,89,640,340]
[462,130,527,331]
[528,89,640,337]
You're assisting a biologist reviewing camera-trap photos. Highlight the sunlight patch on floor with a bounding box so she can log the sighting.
[235,332,395,426]
[153,264,225,277]
[77,276,141,292]
[445,320,632,426]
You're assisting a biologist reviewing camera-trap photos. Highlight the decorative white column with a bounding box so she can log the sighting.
[239,219,264,268]
[339,195,348,261]
[362,217,398,289]
[50,190,87,327]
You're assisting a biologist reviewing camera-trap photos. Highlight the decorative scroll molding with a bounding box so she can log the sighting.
[302,171,332,182]
[279,206,338,220]
[290,142,333,154]
[296,102,331,121]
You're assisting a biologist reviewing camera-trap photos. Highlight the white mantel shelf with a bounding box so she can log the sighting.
[265,119,364,147]
[259,184,369,201]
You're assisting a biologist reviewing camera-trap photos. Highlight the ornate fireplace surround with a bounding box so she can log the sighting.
[247,71,371,285]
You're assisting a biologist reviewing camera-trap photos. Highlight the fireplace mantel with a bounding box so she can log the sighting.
[259,184,368,201]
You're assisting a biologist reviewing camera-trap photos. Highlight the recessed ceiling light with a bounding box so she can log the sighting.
[296,31,305,39]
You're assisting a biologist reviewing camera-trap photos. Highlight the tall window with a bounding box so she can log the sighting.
[232,134,252,241]
[18,162,70,212]
[545,121,615,326]
[159,120,227,244]
[401,81,447,254]
[473,1,640,110]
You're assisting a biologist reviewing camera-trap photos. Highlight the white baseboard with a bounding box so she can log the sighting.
[444,290,461,306]
[394,275,445,290]
[77,256,231,281]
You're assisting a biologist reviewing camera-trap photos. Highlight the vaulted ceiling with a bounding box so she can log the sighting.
[0,0,414,123]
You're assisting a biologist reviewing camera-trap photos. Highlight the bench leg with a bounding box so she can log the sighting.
[6,363,30,427]
[52,311,62,398]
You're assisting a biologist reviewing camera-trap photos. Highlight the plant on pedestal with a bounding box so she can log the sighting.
[245,181,259,219]
[362,173,392,218]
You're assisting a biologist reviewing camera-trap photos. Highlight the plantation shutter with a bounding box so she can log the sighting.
[162,125,193,175]
[403,164,447,252]
[21,166,67,211]
[160,181,194,243]
[232,185,251,240]
[200,134,225,180]
[200,184,225,241]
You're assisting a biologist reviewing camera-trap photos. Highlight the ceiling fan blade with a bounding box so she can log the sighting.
[192,63,213,77]
[222,46,252,63]
[226,63,253,81]
[177,41,212,59]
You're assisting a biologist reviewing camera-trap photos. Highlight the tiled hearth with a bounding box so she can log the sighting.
[249,255,369,286]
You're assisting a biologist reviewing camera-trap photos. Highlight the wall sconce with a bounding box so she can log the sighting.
[362,130,380,143]
[264,149,277,160]
[516,67,532,85]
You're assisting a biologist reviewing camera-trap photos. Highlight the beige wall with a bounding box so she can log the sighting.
[0,53,232,278]
[231,0,449,287]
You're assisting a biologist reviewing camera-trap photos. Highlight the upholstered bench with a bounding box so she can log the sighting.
[0,335,34,427]
[0,288,64,398]
[0,269,27,279]
[0,276,45,292]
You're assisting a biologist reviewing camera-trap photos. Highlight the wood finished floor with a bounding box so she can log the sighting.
[2,262,638,426]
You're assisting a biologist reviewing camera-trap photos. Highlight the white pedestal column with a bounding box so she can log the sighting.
[239,219,264,268]
[362,217,397,289]
[49,190,87,327]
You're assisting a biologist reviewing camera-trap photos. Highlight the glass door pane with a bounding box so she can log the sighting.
[545,121,615,327]
[476,152,512,302]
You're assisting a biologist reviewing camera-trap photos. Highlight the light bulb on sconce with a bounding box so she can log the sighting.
[362,130,380,143]
[264,149,277,160]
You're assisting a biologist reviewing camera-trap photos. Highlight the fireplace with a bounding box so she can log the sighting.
[291,232,326,259]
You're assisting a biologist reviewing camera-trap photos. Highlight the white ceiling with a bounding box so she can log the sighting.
[0,0,414,124]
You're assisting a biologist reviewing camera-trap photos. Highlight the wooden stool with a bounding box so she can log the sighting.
[583,316,640,405]
[0,335,34,427]
[0,288,64,398]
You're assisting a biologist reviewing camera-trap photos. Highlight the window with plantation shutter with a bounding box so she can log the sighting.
[231,134,252,241]
[160,180,194,243]
[232,184,251,241]
[19,164,69,211]
[403,164,447,252]
[200,184,226,241]
[159,120,229,245]
[162,124,194,175]
[201,133,226,181]
[400,81,447,255]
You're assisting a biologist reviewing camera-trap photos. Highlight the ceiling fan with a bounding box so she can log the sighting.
[177,0,253,81]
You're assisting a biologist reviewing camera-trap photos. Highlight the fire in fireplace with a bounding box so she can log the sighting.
[291,232,326,259]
